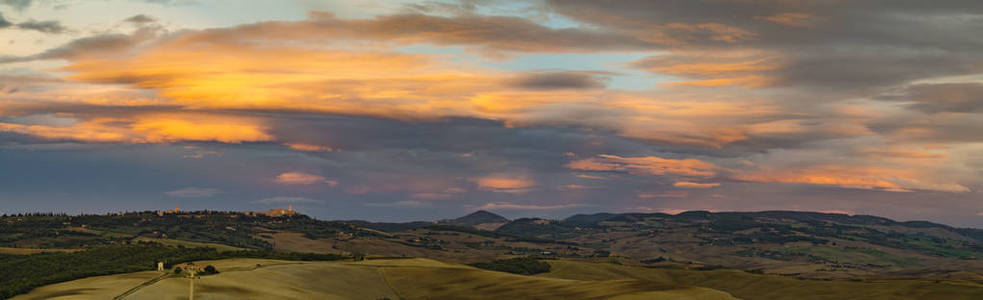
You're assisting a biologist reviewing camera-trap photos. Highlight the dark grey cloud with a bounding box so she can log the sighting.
[0,12,12,28]
[545,0,983,91]
[0,73,63,94]
[184,12,656,54]
[0,0,30,10]
[0,28,158,63]
[507,71,609,90]
[124,14,156,24]
[15,19,66,33]
[871,113,983,144]
[881,82,983,113]
[772,51,983,91]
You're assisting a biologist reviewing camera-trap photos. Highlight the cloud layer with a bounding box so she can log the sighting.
[0,0,981,225]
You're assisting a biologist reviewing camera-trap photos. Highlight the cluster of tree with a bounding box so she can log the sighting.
[469,257,551,275]
[202,265,219,275]
[0,242,347,298]
[0,211,385,251]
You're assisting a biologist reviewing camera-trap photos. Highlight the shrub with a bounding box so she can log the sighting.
[203,265,219,275]
[470,257,551,275]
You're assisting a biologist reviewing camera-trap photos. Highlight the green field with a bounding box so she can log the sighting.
[131,237,245,252]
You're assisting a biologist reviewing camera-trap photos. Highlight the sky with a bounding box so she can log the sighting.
[1,0,982,226]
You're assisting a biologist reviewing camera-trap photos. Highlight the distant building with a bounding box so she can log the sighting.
[257,205,298,217]
[161,205,181,215]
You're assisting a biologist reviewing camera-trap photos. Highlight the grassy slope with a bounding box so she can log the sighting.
[10,271,162,300]
[0,247,79,255]
[542,260,983,300]
[19,257,983,300]
[15,258,735,300]
[131,237,245,252]
[377,259,734,300]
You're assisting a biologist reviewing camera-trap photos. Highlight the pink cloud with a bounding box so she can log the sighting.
[471,175,536,194]
[673,181,720,188]
[567,154,717,177]
[274,172,338,186]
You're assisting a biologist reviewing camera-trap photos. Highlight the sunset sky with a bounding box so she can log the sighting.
[1,0,982,226]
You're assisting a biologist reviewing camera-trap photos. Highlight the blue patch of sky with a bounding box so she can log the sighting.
[490,52,671,90]
[395,45,671,91]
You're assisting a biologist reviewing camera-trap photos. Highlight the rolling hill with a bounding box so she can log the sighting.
[4,209,983,298]
[14,257,983,300]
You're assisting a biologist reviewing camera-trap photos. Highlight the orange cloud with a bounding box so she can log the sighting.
[130,114,272,144]
[471,175,537,194]
[560,184,600,190]
[285,143,336,152]
[14,18,794,150]
[755,13,826,27]
[673,181,720,188]
[661,22,757,44]
[0,113,272,144]
[733,165,969,193]
[275,172,337,186]
[633,51,781,88]
[567,154,717,177]
[575,174,609,180]
[861,149,945,159]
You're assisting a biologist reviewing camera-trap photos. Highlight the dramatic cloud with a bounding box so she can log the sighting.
[733,165,970,193]
[673,181,720,189]
[507,71,608,90]
[284,143,335,152]
[471,175,536,194]
[1,0,982,226]
[567,155,717,177]
[274,172,337,186]
[0,113,273,144]
[883,82,983,113]
[546,0,983,90]
[189,12,655,54]
[16,20,66,33]
[0,29,158,63]
[165,187,222,198]
[124,14,157,24]
[0,0,30,10]
[755,13,826,28]
[0,12,11,28]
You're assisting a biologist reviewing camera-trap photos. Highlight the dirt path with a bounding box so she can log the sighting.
[114,272,172,300]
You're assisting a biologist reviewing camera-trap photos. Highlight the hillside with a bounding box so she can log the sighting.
[4,210,983,282]
[488,211,983,277]
[16,257,983,300]
[448,210,509,226]
[13,258,738,300]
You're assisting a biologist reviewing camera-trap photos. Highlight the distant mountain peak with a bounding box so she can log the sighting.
[452,210,509,225]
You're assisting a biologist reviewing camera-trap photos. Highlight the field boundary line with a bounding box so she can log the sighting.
[114,272,172,300]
